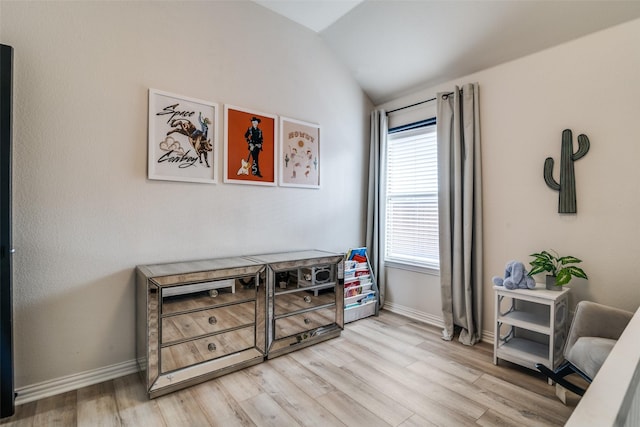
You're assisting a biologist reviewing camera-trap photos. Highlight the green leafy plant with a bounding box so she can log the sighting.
[528,250,588,286]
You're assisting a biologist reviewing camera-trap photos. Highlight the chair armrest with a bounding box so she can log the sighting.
[564,301,634,357]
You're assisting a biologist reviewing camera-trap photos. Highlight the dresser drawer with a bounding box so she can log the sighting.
[274,307,335,340]
[161,326,255,373]
[274,289,335,317]
[162,283,256,316]
[162,301,255,344]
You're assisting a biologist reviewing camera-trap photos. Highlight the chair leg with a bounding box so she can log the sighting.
[554,361,576,378]
[535,362,590,396]
[566,363,593,385]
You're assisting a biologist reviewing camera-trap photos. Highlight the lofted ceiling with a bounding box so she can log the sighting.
[255,0,640,105]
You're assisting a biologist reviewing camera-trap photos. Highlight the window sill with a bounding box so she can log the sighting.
[385,261,439,276]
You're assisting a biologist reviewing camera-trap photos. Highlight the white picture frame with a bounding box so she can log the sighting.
[148,88,218,184]
[279,116,320,189]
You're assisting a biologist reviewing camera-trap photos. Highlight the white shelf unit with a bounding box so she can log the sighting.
[493,284,570,379]
[344,248,379,323]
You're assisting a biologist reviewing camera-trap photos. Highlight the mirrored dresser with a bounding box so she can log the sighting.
[136,257,267,398]
[249,250,344,359]
[136,250,344,398]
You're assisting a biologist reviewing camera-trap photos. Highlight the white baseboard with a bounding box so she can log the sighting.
[15,359,139,405]
[382,302,494,344]
[482,330,494,344]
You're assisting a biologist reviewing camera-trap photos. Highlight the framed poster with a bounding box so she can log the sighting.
[148,89,218,184]
[279,117,320,188]
[224,105,277,186]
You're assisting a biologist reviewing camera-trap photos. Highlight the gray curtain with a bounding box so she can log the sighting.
[366,109,387,308]
[437,83,483,345]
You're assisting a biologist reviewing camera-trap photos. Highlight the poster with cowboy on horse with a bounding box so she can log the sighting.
[148,89,218,184]
[223,105,277,186]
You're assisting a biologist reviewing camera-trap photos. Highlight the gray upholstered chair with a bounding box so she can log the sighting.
[536,300,633,396]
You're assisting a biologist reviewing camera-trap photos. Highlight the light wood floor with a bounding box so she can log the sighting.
[1,310,581,426]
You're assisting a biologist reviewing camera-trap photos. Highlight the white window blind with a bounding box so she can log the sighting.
[384,124,439,270]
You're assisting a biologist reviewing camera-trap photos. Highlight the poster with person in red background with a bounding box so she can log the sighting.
[224,105,276,186]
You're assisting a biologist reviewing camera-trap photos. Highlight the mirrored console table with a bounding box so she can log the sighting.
[249,250,344,359]
[136,250,343,398]
[136,256,267,398]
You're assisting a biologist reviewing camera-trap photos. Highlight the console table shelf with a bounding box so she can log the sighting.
[497,310,550,334]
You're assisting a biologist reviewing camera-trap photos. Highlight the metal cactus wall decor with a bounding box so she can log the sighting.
[544,129,590,214]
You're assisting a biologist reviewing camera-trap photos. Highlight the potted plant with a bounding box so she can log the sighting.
[528,250,588,290]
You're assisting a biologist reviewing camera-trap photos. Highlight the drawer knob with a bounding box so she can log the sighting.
[208,316,217,325]
[303,296,312,303]
[208,343,217,352]
[209,289,218,298]
[304,318,311,325]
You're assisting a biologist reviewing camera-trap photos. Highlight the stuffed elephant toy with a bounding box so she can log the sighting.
[492,260,536,290]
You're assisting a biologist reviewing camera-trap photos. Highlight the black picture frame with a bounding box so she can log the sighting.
[0,43,15,419]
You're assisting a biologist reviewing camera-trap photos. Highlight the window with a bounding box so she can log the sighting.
[384,121,439,270]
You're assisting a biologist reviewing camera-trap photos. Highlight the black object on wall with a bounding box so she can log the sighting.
[0,43,15,419]
[543,129,590,214]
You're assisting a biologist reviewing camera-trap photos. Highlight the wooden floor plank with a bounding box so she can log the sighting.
[0,401,36,427]
[217,369,265,402]
[335,327,488,422]
[239,393,300,427]
[347,321,427,361]
[397,413,439,427]
[415,353,483,383]
[32,391,77,427]
[315,390,392,427]
[475,408,529,427]
[337,348,484,426]
[112,374,167,427]
[0,310,579,427]
[77,381,121,427]
[405,359,563,427]
[337,327,419,368]
[357,316,429,346]
[190,379,256,427]
[474,374,572,424]
[366,310,413,328]
[414,336,559,399]
[327,335,482,426]
[306,335,356,368]
[243,361,344,427]
[289,346,414,426]
[155,388,213,426]
[267,354,336,399]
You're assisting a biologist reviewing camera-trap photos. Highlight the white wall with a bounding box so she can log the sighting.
[1,1,372,388]
[380,18,640,335]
